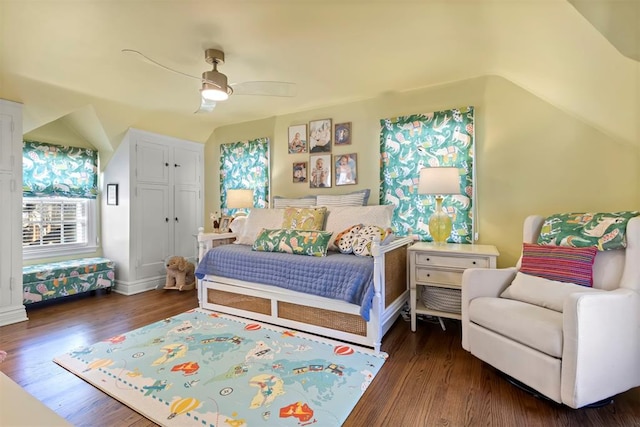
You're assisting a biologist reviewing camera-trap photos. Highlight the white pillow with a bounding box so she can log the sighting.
[324,204,394,250]
[500,272,603,312]
[229,216,246,235]
[235,208,286,245]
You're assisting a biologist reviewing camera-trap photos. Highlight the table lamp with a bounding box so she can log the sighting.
[418,167,460,244]
[226,189,254,216]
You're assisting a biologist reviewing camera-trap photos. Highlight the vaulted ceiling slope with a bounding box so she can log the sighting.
[569,0,640,62]
[0,0,638,148]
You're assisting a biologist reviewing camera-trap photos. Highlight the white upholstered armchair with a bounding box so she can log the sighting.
[461,215,640,408]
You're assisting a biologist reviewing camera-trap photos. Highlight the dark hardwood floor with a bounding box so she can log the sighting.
[1,291,638,427]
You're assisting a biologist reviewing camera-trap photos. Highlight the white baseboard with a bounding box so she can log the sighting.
[112,276,163,296]
[0,304,28,326]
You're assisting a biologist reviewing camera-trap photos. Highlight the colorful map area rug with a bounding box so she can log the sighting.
[54,308,387,426]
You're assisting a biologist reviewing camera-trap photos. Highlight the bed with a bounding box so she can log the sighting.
[195,204,411,352]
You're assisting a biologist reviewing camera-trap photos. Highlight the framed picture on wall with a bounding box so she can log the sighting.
[292,161,307,183]
[106,184,118,205]
[334,153,357,186]
[335,122,351,145]
[309,118,332,153]
[309,153,332,188]
[288,124,308,154]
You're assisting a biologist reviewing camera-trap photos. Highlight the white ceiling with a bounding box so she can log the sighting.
[1,0,638,147]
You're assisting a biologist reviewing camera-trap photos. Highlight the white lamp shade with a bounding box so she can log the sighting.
[226,189,254,209]
[418,167,460,195]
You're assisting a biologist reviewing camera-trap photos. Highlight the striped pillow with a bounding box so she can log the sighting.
[520,243,597,287]
[272,196,316,208]
[316,189,370,207]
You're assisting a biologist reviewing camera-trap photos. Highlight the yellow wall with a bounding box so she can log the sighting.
[24,119,94,149]
[205,75,640,267]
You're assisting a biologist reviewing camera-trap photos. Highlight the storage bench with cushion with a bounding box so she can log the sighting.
[22,257,115,304]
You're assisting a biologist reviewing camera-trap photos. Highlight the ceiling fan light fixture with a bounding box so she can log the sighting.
[201,70,232,101]
[201,83,229,101]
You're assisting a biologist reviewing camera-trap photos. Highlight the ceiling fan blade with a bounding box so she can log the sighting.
[122,49,205,83]
[194,97,217,114]
[123,49,295,103]
[231,81,296,97]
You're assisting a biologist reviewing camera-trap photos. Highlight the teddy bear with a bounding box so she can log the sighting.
[164,256,196,291]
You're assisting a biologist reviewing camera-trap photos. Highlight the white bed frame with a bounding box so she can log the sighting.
[197,231,412,353]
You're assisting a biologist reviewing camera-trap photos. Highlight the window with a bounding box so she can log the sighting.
[22,197,97,259]
[22,140,99,259]
[380,106,476,243]
[220,137,270,215]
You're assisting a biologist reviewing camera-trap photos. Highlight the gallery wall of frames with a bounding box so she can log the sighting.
[288,119,356,189]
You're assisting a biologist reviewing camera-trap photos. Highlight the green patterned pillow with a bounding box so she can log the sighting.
[537,211,639,251]
[281,207,327,230]
[252,228,333,257]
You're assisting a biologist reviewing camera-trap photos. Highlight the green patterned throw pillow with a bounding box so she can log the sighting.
[252,228,333,256]
[537,211,639,251]
[281,207,327,231]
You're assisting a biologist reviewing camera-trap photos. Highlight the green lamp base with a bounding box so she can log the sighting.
[428,196,452,244]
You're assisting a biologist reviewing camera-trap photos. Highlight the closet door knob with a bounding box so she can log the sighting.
[165,162,169,167]
[175,217,179,222]
[165,218,169,222]
[174,163,181,168]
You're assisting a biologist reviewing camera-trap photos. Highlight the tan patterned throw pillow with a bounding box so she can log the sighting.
[281,207,327,230]
[352,225,394,257]
[334,224,363,254]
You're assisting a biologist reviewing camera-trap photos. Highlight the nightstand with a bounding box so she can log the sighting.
[208,232,236,247]
[195,232,236,264]
[408,242,499,331]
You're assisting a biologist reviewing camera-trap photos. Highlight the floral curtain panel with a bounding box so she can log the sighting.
[220,137,270,215]
[23,140,98,199]
[379,106,475,243]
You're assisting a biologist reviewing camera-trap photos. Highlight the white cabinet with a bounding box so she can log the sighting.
[102,129,203,295]
[0,100,27,326]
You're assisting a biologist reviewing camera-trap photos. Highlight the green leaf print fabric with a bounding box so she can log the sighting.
[220,138,270,215]
[252,229,333,256]
[379,107,474,243]
[23,140,98,198]
[537,211,640,251]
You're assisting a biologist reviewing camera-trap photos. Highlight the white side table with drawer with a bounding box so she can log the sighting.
[408,242,499,331]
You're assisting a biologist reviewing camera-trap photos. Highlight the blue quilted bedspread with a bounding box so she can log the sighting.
[195,244,375,320]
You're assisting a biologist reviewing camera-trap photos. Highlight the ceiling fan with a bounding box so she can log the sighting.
[122,48,296,113]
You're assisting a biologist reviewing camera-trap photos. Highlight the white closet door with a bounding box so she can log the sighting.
[173,184,200,263]
[135,183,171,279]
[136,140,170,185]
[173,148,201,187]
[0,174,13,308]
[0,113,13,172]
